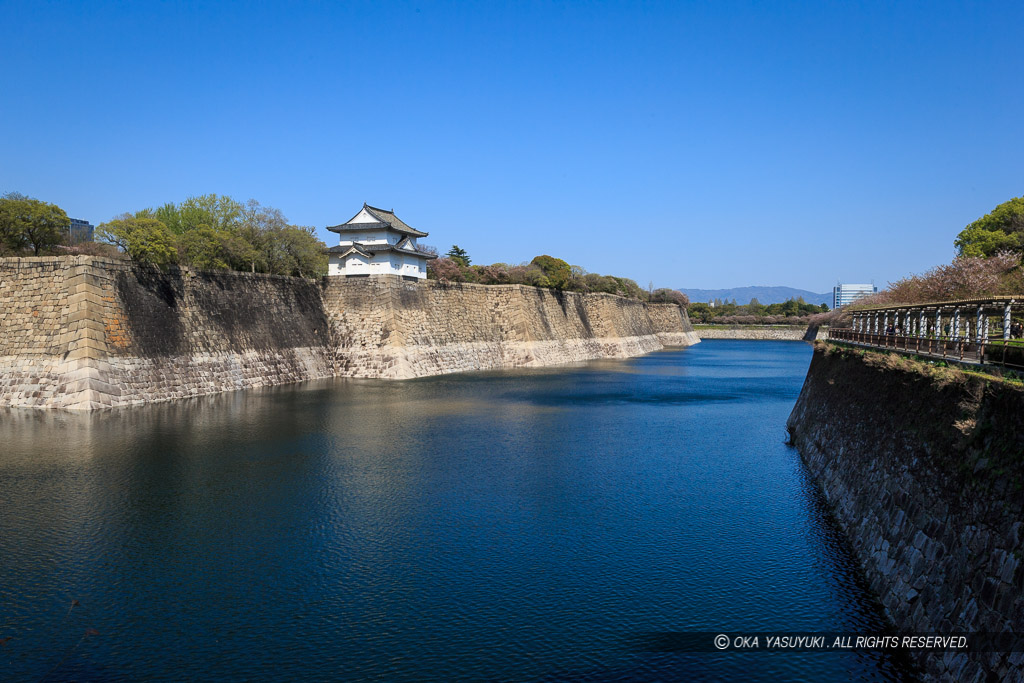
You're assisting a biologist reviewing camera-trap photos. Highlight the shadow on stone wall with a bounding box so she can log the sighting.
[115,269,186,356]
[114,267,330,356]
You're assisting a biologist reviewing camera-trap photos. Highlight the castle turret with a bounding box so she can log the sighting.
[325,204,437,279]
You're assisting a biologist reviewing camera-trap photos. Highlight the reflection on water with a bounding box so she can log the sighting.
[0,341,913,681]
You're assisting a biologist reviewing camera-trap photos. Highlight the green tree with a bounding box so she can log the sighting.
[582,273,620,294]
[447,245,471,266]
[173,194,244,234]
[218,231,260,272]
[688,302,713,323]
[145,194,244,238]
[238,199,288,272]
[612,276,645,299]
[96,216,177,268]
[955,225,1019,257]
[272,225,329,277]
[110,195,328,277]
[178,225,231,270]
[650,288,689,305]
[530,254,572,289]
[0,197,28,253]
[520,266,551,288]
[0,195,70,255]
[954,196,1024,257]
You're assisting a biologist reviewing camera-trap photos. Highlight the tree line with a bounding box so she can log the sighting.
[429,248,689,304]
[954,196,1024,259]
[853,195,1024,308]
[813,194,1024,327]
[1,191,329,278]
[98,194,327,277]
[687,297,830,325]
[0,192,72,255]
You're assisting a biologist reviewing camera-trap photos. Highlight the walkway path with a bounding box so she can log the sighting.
[829,296,1024,369]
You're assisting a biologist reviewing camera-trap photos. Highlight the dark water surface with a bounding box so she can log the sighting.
[0,340,913,682]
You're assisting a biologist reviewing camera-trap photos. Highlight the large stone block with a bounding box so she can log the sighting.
[2,260,699,409]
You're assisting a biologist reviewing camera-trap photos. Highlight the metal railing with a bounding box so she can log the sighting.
[828,328,1024,369]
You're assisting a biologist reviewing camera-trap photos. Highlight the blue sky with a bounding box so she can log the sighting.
[2,1,1021,292]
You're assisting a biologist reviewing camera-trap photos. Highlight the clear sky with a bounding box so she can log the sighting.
[2,1,1022,292]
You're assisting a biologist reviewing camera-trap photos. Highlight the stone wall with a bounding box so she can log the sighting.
[0,258,78,407]
[1,258,698,408]
[322,277,699,378]
[0,258,72,358]
[787,343,1024,681]
[647,302,703,346]
[0,257,334,409]
[695,325,826,341]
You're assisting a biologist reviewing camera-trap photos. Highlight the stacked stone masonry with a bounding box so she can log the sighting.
[1,257,699,409]
[695,325,827,341]
[323,277,700,379]
[787,344,1024,682]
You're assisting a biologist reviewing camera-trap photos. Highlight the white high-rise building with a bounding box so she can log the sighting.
[833,283,877,309]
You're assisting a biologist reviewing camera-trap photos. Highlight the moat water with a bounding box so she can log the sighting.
[0,340,913,681]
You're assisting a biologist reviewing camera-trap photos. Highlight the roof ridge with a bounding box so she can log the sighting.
[328,203,428,237]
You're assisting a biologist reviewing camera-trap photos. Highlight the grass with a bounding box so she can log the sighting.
[821,340,1024,388]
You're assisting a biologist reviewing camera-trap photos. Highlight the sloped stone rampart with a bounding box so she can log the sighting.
[646,302,703,346]
[1,258,698,408]
[787,344,1024,681]
[0,257,334,409]
[322,277,699,378]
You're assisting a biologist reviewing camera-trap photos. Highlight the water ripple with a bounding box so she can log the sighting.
[0,341,914,682]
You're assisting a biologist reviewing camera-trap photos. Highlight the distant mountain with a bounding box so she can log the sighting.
[678,286,832,306]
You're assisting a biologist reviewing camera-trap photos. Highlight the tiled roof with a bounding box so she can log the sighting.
[325,242,437,259]
[325,244,370,256]
[363,205,427,236]
[326,203,429,237]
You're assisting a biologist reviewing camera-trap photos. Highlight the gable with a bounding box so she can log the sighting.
[334,243,371,259]
[327,203,428,238]
[347,208,379,224]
